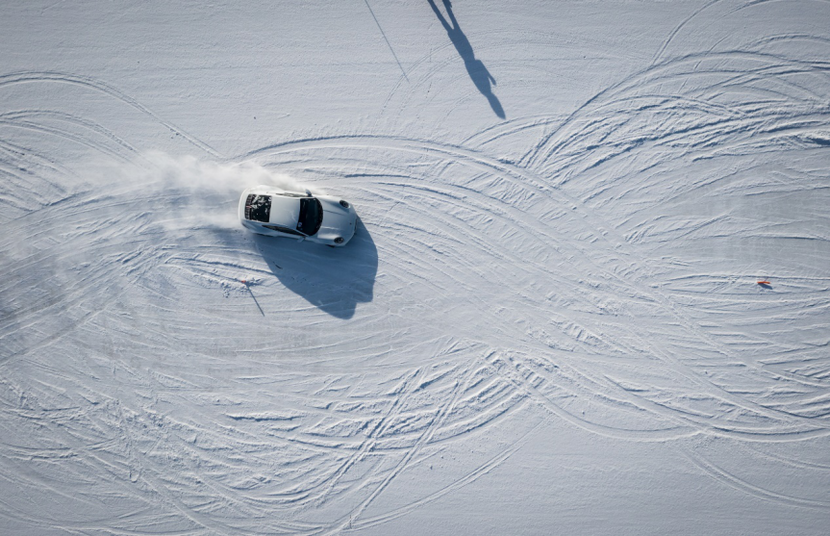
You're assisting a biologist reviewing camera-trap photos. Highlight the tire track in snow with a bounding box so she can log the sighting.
[501,47,830,404]
[650,0,725,66]
[0,139,73,217]
[352,417,542,531]
[241,133,830,440]
[684,446,830,510]
[0,70,220,158]
[0,109,139,162]
[313,367,425,507]
[3,21,830,531]
[4,129,824,533]
[366,174,826,435]
[325,360,479,535]
[0,96,270,531]
[525,50,830,175]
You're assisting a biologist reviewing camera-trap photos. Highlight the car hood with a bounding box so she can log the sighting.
[318,197,356,239]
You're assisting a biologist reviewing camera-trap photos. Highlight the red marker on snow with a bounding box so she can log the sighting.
[757,280,771,285]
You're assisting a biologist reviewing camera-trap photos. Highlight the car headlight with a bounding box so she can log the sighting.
[339,200,350,209]
[334,237,345,244]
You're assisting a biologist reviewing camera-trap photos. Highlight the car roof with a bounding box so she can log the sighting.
[267,193,302,227]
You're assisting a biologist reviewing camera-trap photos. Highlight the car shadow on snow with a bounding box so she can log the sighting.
[252,217,377,319]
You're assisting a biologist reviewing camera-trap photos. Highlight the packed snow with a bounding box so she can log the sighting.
[1,1,829,534]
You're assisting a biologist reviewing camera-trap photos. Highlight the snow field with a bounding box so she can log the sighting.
[1,1,829,534]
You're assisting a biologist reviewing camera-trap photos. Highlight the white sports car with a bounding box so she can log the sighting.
[238,185,357,246]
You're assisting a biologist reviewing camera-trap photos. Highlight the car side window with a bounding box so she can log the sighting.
[263,224,305,237]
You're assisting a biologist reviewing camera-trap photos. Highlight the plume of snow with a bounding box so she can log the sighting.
[82,152,322,233]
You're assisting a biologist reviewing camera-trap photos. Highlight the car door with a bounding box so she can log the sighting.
[262,224,306,241]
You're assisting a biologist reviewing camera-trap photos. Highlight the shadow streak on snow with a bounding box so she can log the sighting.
[428,0,505,119]
[253,217,378,319]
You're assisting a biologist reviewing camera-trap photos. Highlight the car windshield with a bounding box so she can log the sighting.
[245,194,271,222]
[296,197,323,236]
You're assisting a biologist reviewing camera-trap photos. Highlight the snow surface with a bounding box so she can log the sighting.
[2,0,830,534]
